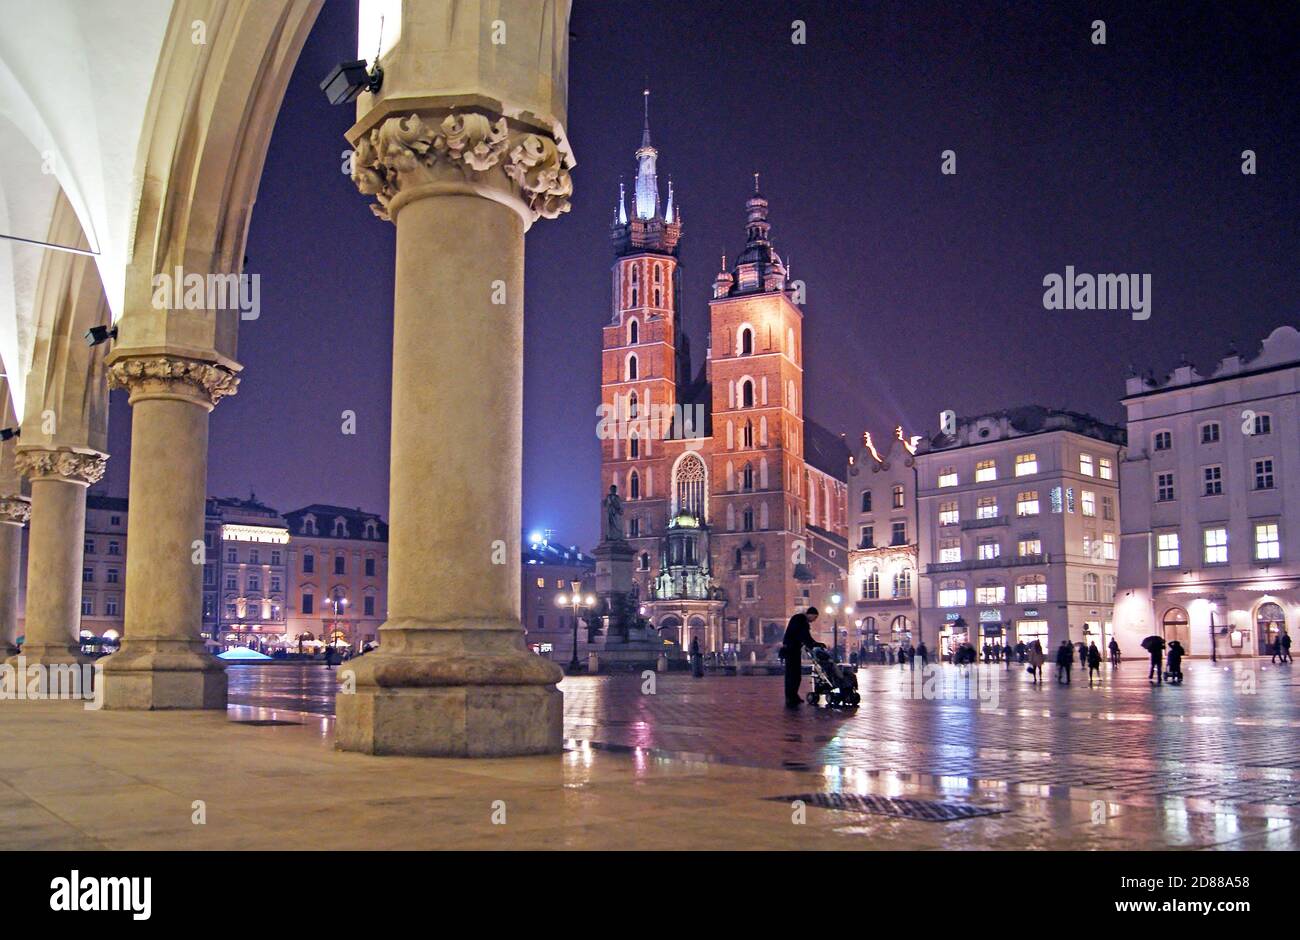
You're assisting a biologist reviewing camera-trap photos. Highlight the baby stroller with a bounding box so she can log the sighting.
[807,647,861,708]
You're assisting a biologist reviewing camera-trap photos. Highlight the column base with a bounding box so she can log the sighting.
[8,643,89,668]
[334,625,564,756]
[99,640,227,710]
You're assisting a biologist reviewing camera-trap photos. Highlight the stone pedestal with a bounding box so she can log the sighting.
[100,356,236,709]
[8,450,104,669]
[0,496,30,655]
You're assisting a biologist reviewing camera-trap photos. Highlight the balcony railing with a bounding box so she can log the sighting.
[961,515,1008,531]
[924,553,1050,575]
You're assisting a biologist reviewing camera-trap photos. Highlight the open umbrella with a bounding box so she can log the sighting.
[1140,634,1163,652]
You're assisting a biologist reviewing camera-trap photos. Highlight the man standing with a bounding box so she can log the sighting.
[1146,634,1166,684]
[781,607,825,707]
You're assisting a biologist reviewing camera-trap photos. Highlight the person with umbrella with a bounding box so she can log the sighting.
[1141,634,1166,684]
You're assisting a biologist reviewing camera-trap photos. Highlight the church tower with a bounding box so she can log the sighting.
[707,177,810,648]
[600,91,683,567]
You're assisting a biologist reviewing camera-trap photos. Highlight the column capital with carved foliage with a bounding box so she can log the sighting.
[14,448,107,487]
[0,495,30,527]
[106,353,240,411]
[350,108,574,227]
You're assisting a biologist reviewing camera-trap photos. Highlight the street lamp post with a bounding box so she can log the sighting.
[324,595,349,652]
[1209,603,1218,664]
[828,593,842,662]
[556,587,596,674]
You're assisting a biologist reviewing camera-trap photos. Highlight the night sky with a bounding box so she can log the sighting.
[101,0,1298,551]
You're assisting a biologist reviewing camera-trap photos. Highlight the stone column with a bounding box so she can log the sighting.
[99,355,238,709]
[8,449,106,666]
[0,496,31,655]
[336,110,573,756]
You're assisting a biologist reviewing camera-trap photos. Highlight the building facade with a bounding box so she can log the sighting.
[599,98,848,659]
[78,494,129,648]
[1114,326,1300,658]
[521,531,596,662]
[847,432,920,657]
[203,495,290,652]
[282,505,389,652]
[915,407,1124,658]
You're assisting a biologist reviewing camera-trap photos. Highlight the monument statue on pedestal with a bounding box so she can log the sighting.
[602,484,624,542]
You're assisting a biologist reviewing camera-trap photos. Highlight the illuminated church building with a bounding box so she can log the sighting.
[600,94,849,656]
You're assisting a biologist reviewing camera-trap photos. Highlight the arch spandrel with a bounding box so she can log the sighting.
[113,0,323,367]
[18,190,109,456]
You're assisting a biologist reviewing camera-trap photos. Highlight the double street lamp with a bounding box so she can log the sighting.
[323,595,349,651]
[555,585,596,673]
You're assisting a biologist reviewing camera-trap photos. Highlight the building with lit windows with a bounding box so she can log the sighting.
[847,432,920,658]
[521,531,596,663]
[599,95,848,659]
[1114,326,1300,658]
[204,495,290,652]
[915,407,1124,658]
[283,504,388,653]
[73,493,129,650]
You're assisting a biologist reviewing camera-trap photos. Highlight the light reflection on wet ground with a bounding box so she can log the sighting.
[227,659,1300,820]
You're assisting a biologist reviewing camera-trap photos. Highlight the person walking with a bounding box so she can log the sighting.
[1087,642,1102,687]
[1056,640,1074,684]
[780,607,825,707]
[1146,634,1166,684]
[1108,637,1121,667]
[1166,640,1185,684]
[1283,632,1293,663]
[1027,639,1045,685]
[1077,641,1088,670]
[1003,641,1013,669]
[690,637,704,678]
[1016,640,1027,664]
[1271,636,1283,664]
[917,640,929,667]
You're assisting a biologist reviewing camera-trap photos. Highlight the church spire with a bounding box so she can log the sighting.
[634,88,660,220]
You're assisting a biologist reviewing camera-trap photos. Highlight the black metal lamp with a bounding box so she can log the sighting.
[84,324,117,347]
[320,59,383,106]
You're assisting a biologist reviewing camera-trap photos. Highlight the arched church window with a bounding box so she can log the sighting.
[742,506,754,531]
[626,354,638,381]
[654,287,661,307]
[740,327,754,356]
[674,453,707,518]
[742,463,754,491]
[629,471,640,500]
[740,380,754,408]
[629,433,639,459]
[743,421,754,448]
[628,319,639,344]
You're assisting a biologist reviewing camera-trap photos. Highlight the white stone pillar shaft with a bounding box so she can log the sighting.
[0,499,31,653]
[11,448,105,666]
[100,356,237,709]
[385,194,522,638]
[121,397,209,640]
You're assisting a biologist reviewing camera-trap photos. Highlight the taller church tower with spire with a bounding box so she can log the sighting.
[599,97,848,659]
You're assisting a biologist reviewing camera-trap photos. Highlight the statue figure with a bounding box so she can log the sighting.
[602,484,624,541]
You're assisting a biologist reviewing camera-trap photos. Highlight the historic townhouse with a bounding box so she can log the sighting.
[283,504,389,652]
[203,495,290,652]
[847,433,921,657]
[1115,326,1300,658]
[915,407,1124,657]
